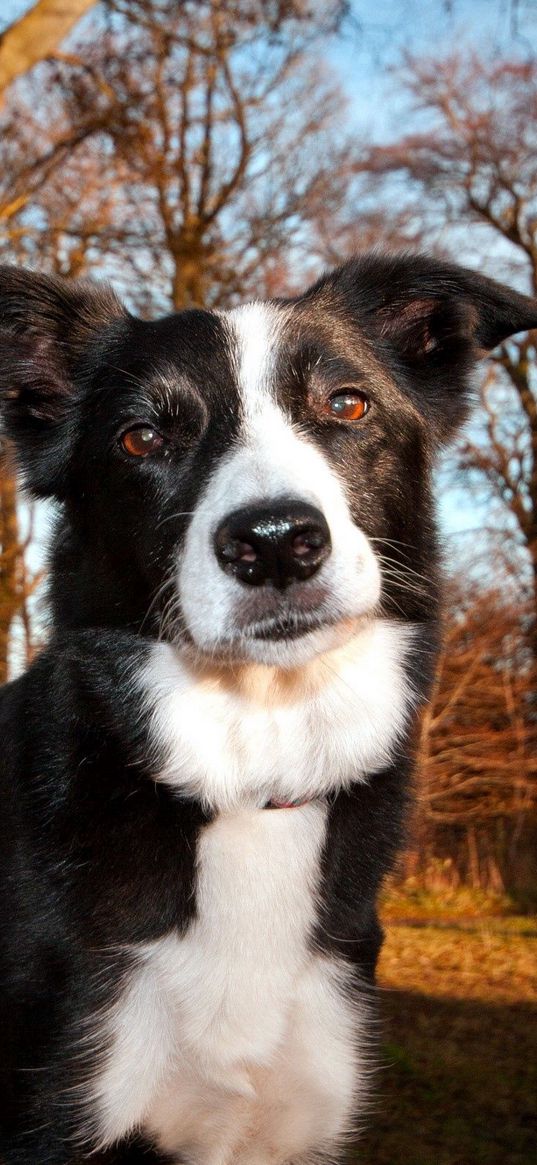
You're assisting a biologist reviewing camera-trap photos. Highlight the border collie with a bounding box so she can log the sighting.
[1,254,535,1165]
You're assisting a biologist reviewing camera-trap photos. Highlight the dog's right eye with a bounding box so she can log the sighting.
[120,427,165,457]
[324,389,369,422]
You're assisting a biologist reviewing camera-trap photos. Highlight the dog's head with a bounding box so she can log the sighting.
[1,254,536,668]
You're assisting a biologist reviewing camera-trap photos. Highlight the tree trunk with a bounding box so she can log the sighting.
[171,231,210,311]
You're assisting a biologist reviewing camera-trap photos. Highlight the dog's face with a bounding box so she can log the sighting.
[1,254,536,669]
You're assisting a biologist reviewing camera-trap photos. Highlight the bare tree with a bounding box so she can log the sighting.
[409,575,537,890]
[353,55,537,634]
[8,0,351,311]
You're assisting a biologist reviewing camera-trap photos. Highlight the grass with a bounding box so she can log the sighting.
[353,888,537,1165]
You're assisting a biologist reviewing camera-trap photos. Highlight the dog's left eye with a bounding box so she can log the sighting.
[120,427,165,457]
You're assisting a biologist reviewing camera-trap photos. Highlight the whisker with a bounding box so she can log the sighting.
[376,555,432,587]
[156,511,195,530]
[139,573,176,635]
[105,363,149,391]
[368,537,416,551]
[381,573,429,599]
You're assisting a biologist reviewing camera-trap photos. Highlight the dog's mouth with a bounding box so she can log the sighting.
[247,611,333,641]
[231,581,345,645]
[178,603,355,667]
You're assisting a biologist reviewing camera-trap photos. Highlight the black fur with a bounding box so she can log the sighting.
[1,253,536,1163]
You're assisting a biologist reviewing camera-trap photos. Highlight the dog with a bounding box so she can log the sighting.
[0,252,535,1165]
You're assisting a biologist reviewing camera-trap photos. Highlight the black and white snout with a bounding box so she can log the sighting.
[214,501,332,589]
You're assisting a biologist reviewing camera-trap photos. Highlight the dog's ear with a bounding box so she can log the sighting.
[315,254,537,443]
[0,266,126,497]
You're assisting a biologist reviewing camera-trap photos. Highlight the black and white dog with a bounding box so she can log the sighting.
[1,254,535,1165]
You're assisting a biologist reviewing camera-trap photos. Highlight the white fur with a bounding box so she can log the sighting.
[178,303,382,667]
[142,617,415,813]
[83,806,368,1164]
[229,301,280,408]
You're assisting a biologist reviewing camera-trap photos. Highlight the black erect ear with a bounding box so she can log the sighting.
[0,266,126,496]
[320,253,537,442]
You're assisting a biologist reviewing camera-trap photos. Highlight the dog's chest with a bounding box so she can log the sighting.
[87,804,359,1163]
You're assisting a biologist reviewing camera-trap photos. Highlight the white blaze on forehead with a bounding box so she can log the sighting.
[225,301,286,418]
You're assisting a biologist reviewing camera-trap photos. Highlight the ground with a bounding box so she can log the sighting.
[355,887,537,1165]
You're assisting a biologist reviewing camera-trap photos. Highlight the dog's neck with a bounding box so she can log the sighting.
[138,617,418,814]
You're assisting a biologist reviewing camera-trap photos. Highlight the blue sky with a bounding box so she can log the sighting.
[4,1,536,97]
[328,0,537,139]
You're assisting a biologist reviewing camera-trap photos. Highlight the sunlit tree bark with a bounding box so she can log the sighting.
[0,0,97,94]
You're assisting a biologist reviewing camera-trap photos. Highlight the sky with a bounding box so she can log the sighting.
[328,0,537,140]
[4,1,537,112]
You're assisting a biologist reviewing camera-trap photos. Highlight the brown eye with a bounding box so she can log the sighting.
[120,427,165,457]
[326,390,369,422]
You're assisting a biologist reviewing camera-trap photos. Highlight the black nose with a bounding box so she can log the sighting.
[214,501,332,588]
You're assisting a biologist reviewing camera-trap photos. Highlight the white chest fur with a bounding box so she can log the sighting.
[84,805,366,1164]
[142,617,415,813]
